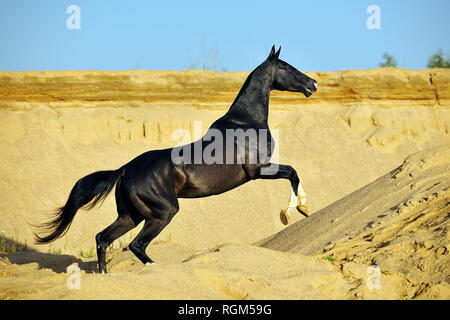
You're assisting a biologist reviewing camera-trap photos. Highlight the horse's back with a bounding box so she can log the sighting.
[121,149,175,192]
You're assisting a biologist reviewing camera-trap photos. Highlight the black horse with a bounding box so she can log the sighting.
[35,46,317,273]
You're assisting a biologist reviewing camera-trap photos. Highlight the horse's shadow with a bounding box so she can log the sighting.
[0,237,97,274]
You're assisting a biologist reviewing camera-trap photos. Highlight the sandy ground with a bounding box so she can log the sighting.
[0,69,449,300]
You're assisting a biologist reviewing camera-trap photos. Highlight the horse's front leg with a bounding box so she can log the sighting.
[254,163,309,225]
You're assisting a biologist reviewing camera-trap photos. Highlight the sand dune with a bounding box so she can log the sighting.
[1,243,352,300]
[0,69,449,299]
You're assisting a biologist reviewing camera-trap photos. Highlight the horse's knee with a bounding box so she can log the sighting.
[288,166,299,180]
[291,174,299,186]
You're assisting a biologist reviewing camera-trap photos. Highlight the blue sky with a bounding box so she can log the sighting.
[0,0,449,71]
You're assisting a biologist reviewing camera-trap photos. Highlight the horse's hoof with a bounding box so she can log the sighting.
[145,262,156,266]
[280,209,290,225]
[297,205,309,217]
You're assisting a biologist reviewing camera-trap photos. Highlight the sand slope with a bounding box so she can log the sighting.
[260,145,450,254]
[260,145,450,299]
[0,243,351,300]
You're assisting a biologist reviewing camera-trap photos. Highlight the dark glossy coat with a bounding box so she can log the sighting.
[35,46,317,273]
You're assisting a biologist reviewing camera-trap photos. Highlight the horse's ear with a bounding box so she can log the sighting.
[267,45,276,60]
[274,47,281,59]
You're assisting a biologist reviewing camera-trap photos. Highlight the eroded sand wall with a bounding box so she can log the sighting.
[0,69,449,254]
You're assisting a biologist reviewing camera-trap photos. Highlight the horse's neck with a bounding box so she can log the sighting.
[225,67,272,127]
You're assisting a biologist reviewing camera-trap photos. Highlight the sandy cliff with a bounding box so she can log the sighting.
[0,68,448,108]
[0,68,449,299]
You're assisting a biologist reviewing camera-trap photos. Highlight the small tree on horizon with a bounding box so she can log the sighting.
[427,49,450,68]
[186,43,227,72]
[379,52,398,68]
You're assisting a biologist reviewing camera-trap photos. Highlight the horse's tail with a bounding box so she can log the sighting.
[35,169,123,244]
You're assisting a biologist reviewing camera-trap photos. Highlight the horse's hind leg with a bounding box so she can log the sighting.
[96,185,142,274]
[95,216,138,273]
[128,198,179,265]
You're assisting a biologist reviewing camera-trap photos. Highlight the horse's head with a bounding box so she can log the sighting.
[266,46,317,97]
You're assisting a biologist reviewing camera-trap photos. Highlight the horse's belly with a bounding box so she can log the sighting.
[176,164,248,198]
